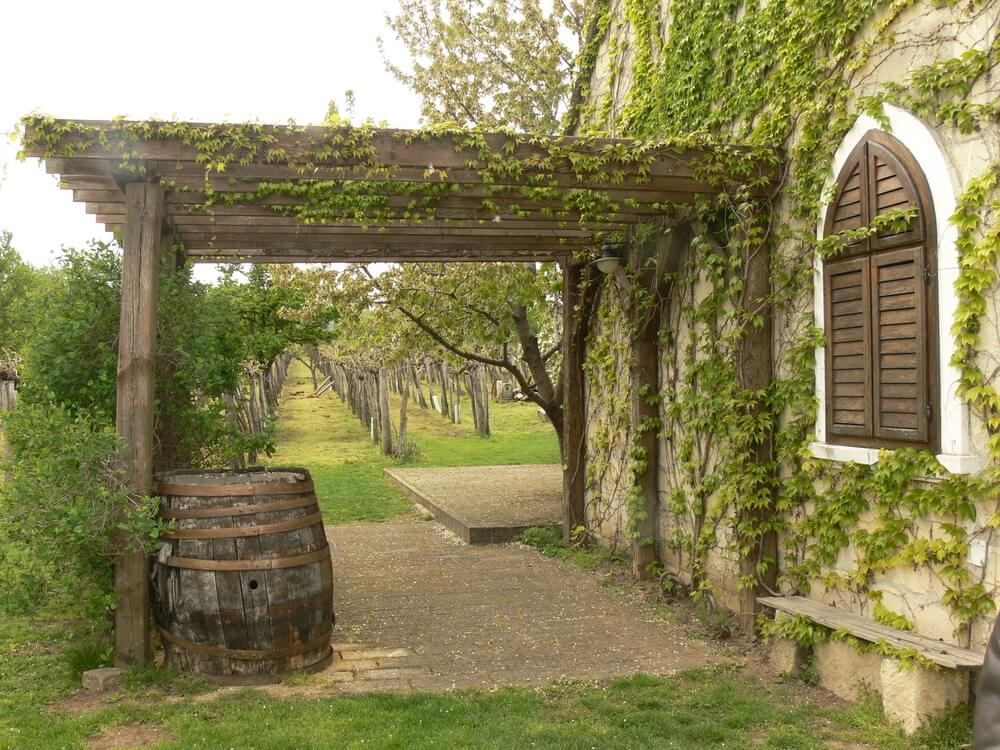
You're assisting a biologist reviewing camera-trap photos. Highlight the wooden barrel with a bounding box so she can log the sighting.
[152,467,334,684]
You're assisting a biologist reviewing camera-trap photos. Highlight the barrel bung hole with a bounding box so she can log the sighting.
[249,579,259,590]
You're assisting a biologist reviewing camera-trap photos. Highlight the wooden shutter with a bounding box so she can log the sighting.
[868,140,923,250]
[825,256,873,437]
[871,246,928,442]
[828,155,869,248]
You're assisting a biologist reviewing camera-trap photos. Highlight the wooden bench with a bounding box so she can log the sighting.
[759,595,985,734]
[758,595,983,670]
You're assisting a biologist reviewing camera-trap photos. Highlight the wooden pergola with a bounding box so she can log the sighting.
[23,117,777,664]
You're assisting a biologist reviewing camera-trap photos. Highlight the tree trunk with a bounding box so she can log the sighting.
[474,367,490,437]
[378,368,393,455]
[438,363,451,417]
[452,368,462,423]
[410,364,428,408]
[398,377,411,452]
[425,360,437,412]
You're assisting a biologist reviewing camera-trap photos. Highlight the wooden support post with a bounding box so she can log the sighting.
[628,229,688,579]
[735,220,777,636]
[114,181,164,667]
[630,276,660,580]
[154,230,186,473]
[561,260,586,540]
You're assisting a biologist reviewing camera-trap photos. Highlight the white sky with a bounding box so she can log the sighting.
[0,0,422,278]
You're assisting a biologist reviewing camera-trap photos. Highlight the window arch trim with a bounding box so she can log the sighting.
[811,105,978,473]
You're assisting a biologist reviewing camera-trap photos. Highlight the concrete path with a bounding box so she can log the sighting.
[384,465,561,543]
[316,521,722,692]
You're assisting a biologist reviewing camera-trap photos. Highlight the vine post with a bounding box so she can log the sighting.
[733,210,778,636]
[561,259,587,539]
[114,179,164,667]
[629,241,670,579]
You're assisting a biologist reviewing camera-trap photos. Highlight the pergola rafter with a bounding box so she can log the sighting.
[24,118,778,263]
[21,115,779,668]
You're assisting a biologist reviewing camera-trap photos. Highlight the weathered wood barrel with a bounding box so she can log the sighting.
[152,467,334,684]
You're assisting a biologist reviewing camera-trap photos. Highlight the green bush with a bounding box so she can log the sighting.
[0,399,165,619]
[519,525,564,552]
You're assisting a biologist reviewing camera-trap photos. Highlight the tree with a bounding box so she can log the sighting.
[370,0,605,455]
[213,264,338,370]
[0,231,43,356]
[342,261,571,446]
[380,0,590,132]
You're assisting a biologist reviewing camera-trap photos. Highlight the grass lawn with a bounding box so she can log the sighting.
[267,361,559,524]
[0,615,973,750]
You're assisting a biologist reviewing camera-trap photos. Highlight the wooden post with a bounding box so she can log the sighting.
[735,220,777,635]
[154,230,186,473]
[114,180,163,667]
[561,260,586,540]
[629,246,663,580]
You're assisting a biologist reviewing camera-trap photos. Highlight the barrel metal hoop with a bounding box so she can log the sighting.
[156,479,315,498]
[159,627,332,660]
[162,545,331,571]
[160,494,317,520]
[161,512,324,540]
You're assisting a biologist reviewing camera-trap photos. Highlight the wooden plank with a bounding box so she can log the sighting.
[113,181,163,668]
[758,596,983,670]
[187,251,568,264]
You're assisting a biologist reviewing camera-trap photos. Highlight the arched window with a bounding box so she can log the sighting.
[823,130,938,449]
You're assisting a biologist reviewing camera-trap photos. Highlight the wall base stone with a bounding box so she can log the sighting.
[880,659,969,736]
[768,639,804,676]
[814,640,882,701]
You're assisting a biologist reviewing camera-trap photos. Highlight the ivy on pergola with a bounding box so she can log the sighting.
[20,116,778,263]
[19,114,778,668]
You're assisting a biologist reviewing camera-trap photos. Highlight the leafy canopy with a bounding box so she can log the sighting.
[381,0,591,131]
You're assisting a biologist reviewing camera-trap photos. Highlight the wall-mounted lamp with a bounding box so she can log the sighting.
[592,239,625,274]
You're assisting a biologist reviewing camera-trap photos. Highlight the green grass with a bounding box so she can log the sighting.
[0,616,972,750]
[266,363,559,524]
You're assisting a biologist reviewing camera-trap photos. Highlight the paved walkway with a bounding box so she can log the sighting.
[308,521,723,693]
[384,465,561,543]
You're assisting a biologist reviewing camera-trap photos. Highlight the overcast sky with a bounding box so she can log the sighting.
[0,0,422,275]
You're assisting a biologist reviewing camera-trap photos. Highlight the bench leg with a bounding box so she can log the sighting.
[880,658,969,735]
[768,638,804,676]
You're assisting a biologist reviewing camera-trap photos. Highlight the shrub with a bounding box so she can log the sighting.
[520,525,563,552]
[0,398,165,620]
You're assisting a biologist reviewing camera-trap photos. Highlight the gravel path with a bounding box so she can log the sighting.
[319,521,725,691]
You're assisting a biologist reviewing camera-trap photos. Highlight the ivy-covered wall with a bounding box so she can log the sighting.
[575,0,1000,649]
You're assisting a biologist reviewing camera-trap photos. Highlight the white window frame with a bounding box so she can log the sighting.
[810,104,980,474]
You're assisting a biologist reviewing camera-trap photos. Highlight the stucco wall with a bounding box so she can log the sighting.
[578,0,1000,648]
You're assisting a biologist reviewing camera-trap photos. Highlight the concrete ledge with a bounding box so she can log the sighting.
[384,465,561,545]
[386,470,473,543]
